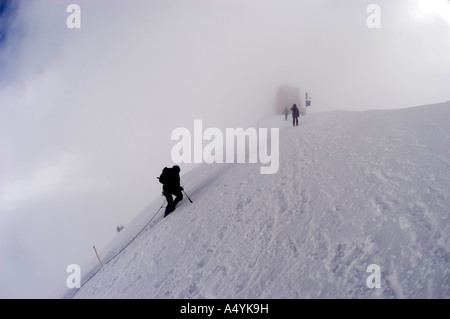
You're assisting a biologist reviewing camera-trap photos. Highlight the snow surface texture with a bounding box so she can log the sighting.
[70,102,450,298]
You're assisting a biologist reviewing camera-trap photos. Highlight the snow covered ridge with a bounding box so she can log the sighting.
[70,102,450,299]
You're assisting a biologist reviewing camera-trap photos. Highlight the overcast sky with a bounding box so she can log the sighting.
[1,0,449,298]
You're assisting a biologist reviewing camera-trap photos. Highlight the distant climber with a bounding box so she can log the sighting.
[283,106,290,121]
[291,104,300,126]
[158,165,184,217]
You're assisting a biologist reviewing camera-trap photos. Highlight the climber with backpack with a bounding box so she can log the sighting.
[158,165,184,217]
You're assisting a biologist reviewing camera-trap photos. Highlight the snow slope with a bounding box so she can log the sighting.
[70,102,450,298]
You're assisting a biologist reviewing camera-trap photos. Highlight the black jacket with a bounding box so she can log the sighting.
[160,168,181,193]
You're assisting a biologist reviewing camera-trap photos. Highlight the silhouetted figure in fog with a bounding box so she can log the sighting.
[158,165,184,217]
[291,104,299,126]
[283,106,290,121]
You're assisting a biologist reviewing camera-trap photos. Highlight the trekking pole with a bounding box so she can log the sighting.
[182,189,193,203]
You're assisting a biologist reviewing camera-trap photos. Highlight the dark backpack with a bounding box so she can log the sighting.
[158,167,172,185]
